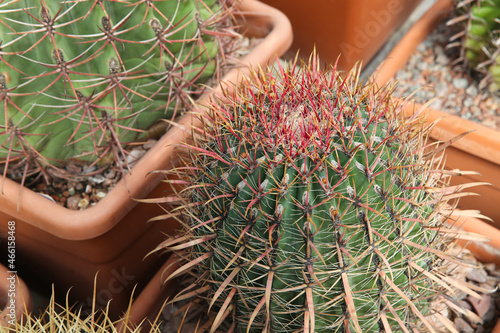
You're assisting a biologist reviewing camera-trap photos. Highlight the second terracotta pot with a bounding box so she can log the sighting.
[260,0,422,70]
[374,0,500,229]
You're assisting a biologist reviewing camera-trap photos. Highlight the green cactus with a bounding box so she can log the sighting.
[450,0,500,91]
[156,58,483,332]
[1,290,161,332]
[0,0,234,179]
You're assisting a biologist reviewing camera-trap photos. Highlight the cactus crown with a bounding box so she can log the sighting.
[156,56,483,332]
[448,0,500,91]
[0,0,237,182]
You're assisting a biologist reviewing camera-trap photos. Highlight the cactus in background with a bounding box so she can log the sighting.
[448,0,500,91]
[0,0,236,180]
[155,56,487,332]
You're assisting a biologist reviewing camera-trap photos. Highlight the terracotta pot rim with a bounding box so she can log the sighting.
[0,0,293,241]
[402,101,500,166]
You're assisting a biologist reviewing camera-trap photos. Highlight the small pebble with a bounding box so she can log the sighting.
[454,317,474,332]
[95,191,107,201]
[467,268,488,283]
[464,97,474,107]
[469,294,493,319]
[434,82,448,96]
[78,198,90,209]
[417,43,426,53]
[436,51,449,65]
[417,61,428,71]
[453,77,468,89]
[466,85,479,96]
[89,174,106,184]
[67,194,82,210]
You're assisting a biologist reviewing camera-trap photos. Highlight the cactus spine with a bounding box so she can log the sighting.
[158,57,483,332]
[0,0,235,179]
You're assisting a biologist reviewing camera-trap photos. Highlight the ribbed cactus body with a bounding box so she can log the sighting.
[464,1,500,64]
[0,0,228,174]
[164,60,464,332]
[453,0,500,91]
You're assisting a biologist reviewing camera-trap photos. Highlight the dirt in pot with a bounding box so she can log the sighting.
[445,247,500,333]
[27,141,154,209]
[391,19,500,131]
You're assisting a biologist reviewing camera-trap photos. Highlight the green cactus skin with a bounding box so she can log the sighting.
[0,0,233,179]
[158,58,478,332]
[453,0,500,91]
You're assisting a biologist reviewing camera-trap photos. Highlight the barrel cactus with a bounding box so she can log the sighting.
[448,0,500,91]
[156,57,485,332]
[0,0,235,180]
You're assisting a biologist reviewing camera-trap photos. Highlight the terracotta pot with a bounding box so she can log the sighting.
[374,0,500,230]
[0,263,32,328]
[259,0,422,70]
[0,0,292,319]
[116,255,180,332]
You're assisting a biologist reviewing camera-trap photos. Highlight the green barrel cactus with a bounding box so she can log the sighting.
[157,58,483,332]
[0,0,233,179]
[449,0,500,91]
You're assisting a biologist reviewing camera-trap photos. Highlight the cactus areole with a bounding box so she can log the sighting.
[0,0,232,178]
[161,57,474,332]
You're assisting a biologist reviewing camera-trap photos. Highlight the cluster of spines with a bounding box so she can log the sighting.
[157,57,482,333]
[0,0,237,182]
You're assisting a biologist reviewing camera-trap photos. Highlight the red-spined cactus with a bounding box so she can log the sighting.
[155,56,487,332]
[0,0,236,180]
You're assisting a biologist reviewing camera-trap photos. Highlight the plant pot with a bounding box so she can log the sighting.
[0,263,32,327]
[259,0,422,70]
[115,255,180,332]
[373,0,500,230]
[0,0,292,319]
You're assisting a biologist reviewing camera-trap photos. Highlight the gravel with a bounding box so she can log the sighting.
[391,20,500,130]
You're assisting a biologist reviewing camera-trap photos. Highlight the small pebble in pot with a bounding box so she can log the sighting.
[95,191,107,201]
[78,198,89,209]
